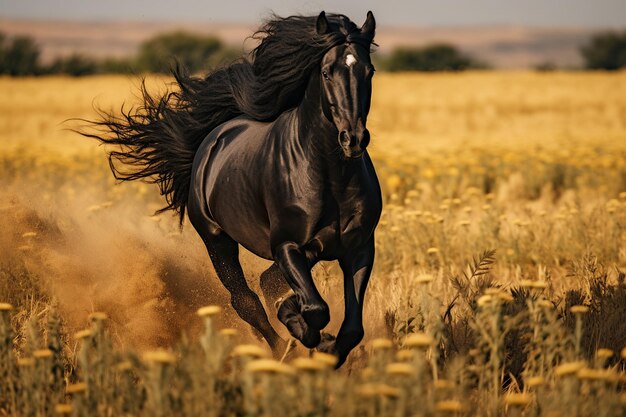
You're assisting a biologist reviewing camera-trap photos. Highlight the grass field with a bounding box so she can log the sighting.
[1,72,626,416]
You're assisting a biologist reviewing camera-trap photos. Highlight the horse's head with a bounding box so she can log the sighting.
[317,11,376,159]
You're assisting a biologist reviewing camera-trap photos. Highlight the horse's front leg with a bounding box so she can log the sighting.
[273,242,330,346]
[330,236,375,367]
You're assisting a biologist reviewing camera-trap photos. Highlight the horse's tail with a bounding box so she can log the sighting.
[81,63,246,225]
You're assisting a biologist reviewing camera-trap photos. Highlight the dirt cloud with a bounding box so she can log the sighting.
[0,180,248,350]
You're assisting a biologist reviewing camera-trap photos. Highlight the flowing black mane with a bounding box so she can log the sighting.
[83,13,373,223]
[233,13,373,118]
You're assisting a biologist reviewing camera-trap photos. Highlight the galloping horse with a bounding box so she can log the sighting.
[85,11,381,367]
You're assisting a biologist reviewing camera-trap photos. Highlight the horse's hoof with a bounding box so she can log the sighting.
[277,294,320,348]
[301,303,330,330]
[301,327,322,348]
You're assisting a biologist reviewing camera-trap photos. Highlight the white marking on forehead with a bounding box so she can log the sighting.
[345,54,357,67]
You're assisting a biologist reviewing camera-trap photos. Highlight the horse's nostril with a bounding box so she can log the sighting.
[360,129,370,149]
[340,130,350,145]
[340,130,358,148]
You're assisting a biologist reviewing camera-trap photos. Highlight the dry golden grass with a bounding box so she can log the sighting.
[1,72,625,416]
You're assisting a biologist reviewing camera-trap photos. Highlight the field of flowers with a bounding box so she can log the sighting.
[1,71,625,416]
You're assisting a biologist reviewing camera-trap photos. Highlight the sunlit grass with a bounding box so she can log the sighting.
[0,72,625,416]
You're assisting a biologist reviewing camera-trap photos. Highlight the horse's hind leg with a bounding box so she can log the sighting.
[198,230,286,355]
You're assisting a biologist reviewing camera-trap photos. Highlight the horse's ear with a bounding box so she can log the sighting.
[316,11,328,35]
[360,11,376,41]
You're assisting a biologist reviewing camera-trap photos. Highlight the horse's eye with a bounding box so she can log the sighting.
[322,70,330,80]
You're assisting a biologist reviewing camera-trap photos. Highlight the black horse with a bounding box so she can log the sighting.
[84,11,381,367]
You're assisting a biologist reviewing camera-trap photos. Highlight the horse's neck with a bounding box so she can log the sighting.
[294,76,339,163]
[293,75,363,192]
[295,79,335,153]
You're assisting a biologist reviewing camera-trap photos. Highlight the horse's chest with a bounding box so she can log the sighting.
[309,193,379,259]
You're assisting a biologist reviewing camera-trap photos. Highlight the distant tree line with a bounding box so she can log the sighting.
[0,31,239,76]
[377,30,626,72]
[0,35,488,75]
[0,33,42,75]
[1,29,625,76]
[580,31,626,70]
[377,43,486,71]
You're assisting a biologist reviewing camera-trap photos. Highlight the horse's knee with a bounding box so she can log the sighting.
[273,241,298,260]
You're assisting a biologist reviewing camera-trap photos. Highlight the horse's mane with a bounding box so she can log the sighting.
[83,13,374,224]
[173,14,373,137]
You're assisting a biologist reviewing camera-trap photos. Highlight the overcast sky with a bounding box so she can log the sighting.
[1,0,625,27]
